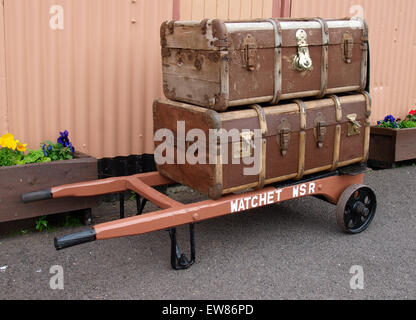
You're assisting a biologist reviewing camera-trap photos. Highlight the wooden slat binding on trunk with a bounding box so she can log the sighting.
[294,99,307,180]
[266,19,282,105]
[361,91,372,163]
[329,94,342,171]
[250,104,268,190]
[314,18,329,98]
[359,18,369,91]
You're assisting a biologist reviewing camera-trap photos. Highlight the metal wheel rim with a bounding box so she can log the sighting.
[336,184,377,234]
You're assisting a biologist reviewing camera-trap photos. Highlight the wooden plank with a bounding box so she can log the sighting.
[0,154,99,223]
[395,129,416,162]
[368,128,396,167]
[163,73,220,107]
[162,50,220,82]
[163,24,217,50]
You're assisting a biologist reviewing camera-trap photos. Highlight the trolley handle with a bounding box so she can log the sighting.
[21,189,52,203]
[54,229,97,250]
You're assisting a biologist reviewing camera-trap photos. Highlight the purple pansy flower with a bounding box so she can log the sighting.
[383,115,396,123]
[42,144,48,156]
[57,130,74,153]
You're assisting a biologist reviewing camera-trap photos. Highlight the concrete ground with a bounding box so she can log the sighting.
[0,165,415,300]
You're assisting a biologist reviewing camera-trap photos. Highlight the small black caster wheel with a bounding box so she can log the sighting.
[336,184,376,234]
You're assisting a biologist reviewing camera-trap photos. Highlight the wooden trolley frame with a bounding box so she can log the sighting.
[22,164,376,270]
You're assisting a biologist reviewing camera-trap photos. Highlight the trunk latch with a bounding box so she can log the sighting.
[342,33,354,64]
[347,114,361,136]
[277,119,291,156]
[293,29,313,71]
[314,112,327,148]
[242,34,257,71]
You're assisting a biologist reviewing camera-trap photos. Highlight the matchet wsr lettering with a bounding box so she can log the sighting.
[230,182,316,213]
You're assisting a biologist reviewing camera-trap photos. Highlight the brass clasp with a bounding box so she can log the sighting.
[293,29,313,71]
[347,114,361,136]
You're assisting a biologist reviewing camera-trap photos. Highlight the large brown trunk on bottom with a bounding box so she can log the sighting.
[153,93,371,199]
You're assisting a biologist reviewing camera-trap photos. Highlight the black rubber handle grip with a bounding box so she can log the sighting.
[21,189,52,203]
[54,229,96,250]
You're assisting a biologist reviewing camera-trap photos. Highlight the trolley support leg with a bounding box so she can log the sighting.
[169,224,196,270]
[119,193,125,219]
[135,193,148,215]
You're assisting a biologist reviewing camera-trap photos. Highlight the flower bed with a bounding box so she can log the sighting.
[368,110,416,168]
[0,131,98,223]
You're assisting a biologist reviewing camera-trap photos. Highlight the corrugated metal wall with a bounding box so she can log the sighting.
[291,0,416,123]
[179,0,290,20]
[0,2,7,134]
[1,0,414,159]
[1,0,288,158]
[2,0,172,158]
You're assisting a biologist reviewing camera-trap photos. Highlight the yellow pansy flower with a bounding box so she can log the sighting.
[0,133,17,150]
[0,133,13,147]
[16,141,27,152]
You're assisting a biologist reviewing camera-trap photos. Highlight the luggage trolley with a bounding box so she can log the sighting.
[22,164,376,270]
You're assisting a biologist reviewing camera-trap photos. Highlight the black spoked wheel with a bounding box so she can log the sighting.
[336,184,377,234]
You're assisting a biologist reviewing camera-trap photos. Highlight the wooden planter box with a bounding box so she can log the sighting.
[0,152,98,223]
[368,127,416,168]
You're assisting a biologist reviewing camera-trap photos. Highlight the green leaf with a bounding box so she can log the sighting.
[23,149,45,164]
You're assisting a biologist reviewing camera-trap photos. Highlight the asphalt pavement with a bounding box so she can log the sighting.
[0,165,415,300]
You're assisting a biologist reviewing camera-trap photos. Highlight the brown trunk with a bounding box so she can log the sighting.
[154,92,371,199]
[161,18,368,111]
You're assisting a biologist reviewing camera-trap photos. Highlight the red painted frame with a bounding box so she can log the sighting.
[48,171,364,241]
